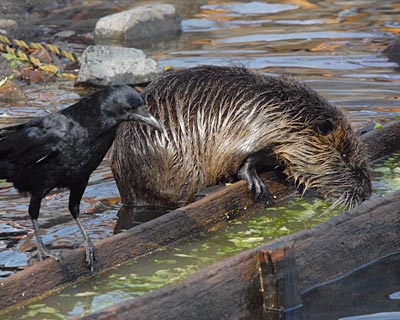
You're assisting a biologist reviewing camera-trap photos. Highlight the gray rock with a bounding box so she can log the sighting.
[94,3,181,44]
[55,30,76,38]
[0,19,17,29]
[0,19,17,34]
[76,45,161,86]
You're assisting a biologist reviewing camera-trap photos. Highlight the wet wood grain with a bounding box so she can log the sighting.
[361,120,400,161]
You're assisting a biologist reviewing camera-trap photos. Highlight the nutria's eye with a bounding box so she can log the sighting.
[342,153,347,160]
[316,119,335,136]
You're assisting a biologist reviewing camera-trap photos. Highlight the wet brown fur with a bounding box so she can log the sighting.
[110,66,371,208]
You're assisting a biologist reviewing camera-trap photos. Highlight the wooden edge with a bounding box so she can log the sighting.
[361,120,400,161]
[78,191,400,320]
[0,120,399,313]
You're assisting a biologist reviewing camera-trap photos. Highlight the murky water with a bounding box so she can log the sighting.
[0,0,400,318]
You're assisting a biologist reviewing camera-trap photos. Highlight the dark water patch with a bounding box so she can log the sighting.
[300,253,400,320]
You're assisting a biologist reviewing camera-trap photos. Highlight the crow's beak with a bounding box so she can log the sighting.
[131,105,164,133]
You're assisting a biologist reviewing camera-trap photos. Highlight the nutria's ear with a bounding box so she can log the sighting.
[316,119,335,135]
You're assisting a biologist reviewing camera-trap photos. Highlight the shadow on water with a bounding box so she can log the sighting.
[255,252,400,320]
[114,205,170,233]
[299,252,400,320]
[247,252,400,320]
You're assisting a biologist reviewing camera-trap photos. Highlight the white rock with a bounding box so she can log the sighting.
[0,19,17,29]
[0,19,17,34]
[94,3,181,43]
[76,45,162,86]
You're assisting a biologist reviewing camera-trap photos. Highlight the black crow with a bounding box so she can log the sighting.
[0,85,163,271]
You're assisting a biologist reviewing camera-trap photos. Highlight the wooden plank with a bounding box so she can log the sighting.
[0,120,399,314]
[361,120,400,160]
[78,190,400,320]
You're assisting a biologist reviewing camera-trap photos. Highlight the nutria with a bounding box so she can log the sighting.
[110,65,371,209]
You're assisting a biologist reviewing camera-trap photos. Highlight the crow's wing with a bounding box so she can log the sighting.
[0,115,72,166]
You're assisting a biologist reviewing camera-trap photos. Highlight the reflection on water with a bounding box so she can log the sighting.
[301,252,400,320]
[341,313,400,320]
[0,0,400,317]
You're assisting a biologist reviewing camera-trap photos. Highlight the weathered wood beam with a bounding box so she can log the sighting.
[361,120,400,161]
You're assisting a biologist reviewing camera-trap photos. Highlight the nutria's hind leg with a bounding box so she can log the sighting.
[238,153,271,200]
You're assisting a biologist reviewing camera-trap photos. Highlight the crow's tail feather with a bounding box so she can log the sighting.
[0,122,28,141]
[0,160,13,179]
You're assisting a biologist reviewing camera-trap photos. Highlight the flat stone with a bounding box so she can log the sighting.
[0,19,17,29]
[0,19,17,35]
[76,45,161,86]
[55,30,76,38]
[94,3,181,44]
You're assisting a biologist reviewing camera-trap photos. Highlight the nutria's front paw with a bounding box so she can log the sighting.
[238,165,271,202]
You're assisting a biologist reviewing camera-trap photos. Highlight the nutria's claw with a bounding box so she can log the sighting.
[239,165,270,199]
[252,175,270,199]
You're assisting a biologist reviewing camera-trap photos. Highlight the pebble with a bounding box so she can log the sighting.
[55,30,76,39]
[0,19,17,30]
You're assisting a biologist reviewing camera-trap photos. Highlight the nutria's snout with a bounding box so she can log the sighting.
[277,122,372,209]
[321,171,372,209]
[111,65,372,208]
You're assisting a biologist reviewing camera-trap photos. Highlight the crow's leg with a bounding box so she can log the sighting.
[29,195,61,261]
[69,180,96,272]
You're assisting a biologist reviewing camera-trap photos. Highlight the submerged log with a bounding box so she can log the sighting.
[0,120,399,314]
[79,190,400,320]
[361,120,400,160]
